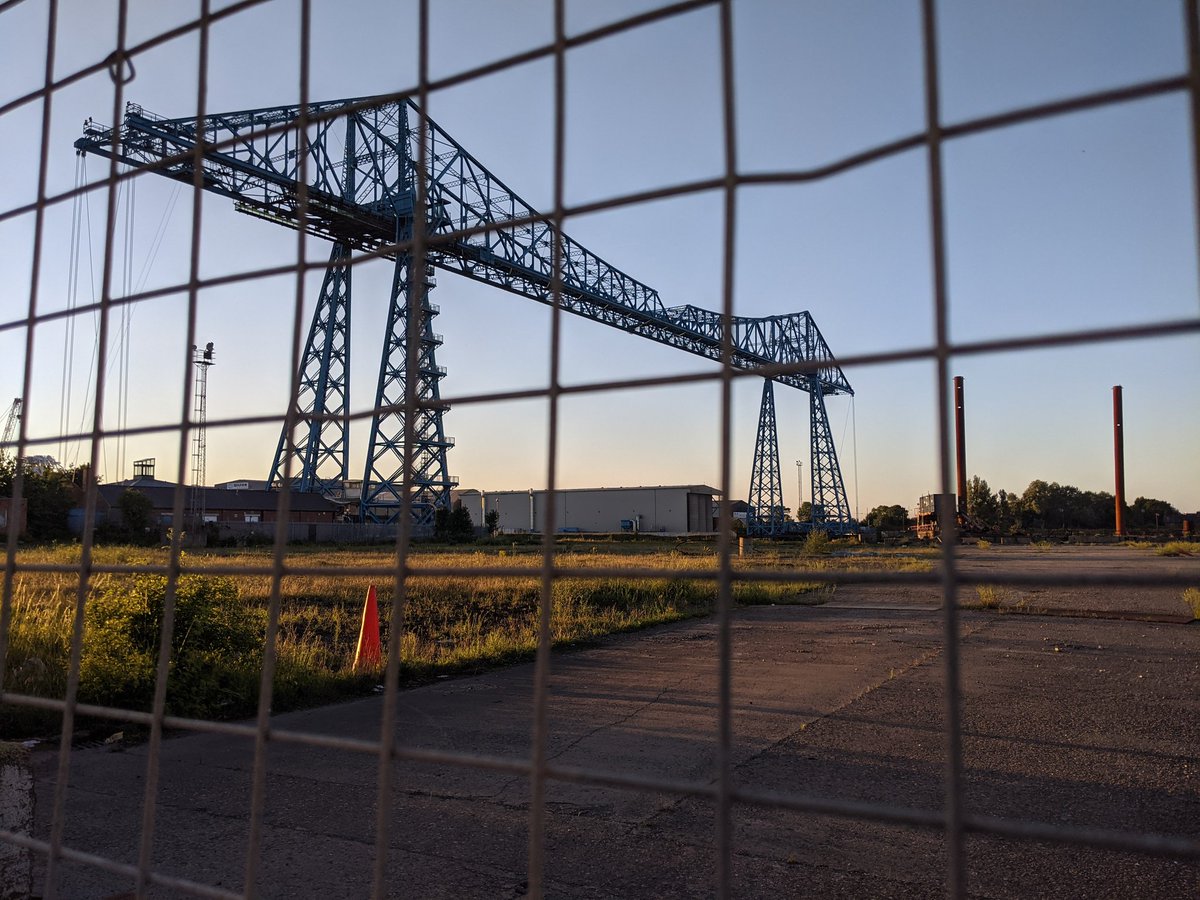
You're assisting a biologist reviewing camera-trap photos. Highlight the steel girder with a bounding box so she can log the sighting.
[75,96,856,530]
[267,241,352,495]
[74,98,854,392]
[747,380,786,537]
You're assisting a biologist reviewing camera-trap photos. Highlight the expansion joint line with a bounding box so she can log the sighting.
[547,672,695,765]
[480,671,694,805]
[634,618,994,832]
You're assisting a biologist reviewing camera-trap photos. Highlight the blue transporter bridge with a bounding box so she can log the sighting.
[76,96,854,534]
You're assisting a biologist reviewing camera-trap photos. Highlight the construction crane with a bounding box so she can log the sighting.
[1,397,22,447]
[76,98,854,532]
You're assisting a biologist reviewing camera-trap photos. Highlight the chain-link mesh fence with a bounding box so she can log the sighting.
[2,1,1199,897]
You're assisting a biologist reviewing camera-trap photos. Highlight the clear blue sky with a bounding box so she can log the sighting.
[1,0,1197,515]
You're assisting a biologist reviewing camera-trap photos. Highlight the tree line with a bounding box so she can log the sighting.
[864,476,1185,534]
[0,453,86,541]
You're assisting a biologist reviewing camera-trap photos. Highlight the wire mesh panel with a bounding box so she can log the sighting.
[1,1,1199,898]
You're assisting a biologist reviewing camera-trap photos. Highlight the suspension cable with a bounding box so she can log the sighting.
[60,154,84,460]
[136,182,181,293]
[117,169,135,481]
[75,161,105,470]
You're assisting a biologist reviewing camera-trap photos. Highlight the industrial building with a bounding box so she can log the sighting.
[97,482,342,526]
[456,485,719,535]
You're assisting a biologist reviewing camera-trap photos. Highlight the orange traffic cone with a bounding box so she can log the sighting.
[353,584,382,671]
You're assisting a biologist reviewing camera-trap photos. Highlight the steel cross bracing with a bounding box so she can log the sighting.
[360,229,456,525]
[267,241,353,496]
[807,375,853,530]
[76,96,855,528]
[1,398,21,447]
[747,380,786,536]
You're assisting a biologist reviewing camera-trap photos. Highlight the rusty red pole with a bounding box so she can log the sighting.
[1113,385,1125,536]
[954,376,967,516]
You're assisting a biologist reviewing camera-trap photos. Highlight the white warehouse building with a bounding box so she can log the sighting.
[456,485,720,535]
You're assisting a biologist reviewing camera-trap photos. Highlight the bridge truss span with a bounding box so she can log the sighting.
[76,96,854,531]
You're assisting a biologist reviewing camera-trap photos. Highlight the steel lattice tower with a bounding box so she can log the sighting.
[748,380,786,536]
[189,342,214,522]
[267,242,352,495]
[807,374,852,529]
[360,243,456,525]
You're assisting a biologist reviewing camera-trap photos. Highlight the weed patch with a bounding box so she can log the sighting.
[1184,588,1200,619]
[1156,542,1196,558]
[975,585,1002,609]
[969,584,1018,610]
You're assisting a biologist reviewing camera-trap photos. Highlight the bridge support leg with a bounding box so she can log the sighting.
[360,250,456,527]
[267,241,352,494]
[748,379,785,536]
[808,374,852,532]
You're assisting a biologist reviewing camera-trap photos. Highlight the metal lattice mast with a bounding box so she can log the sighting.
[748,380,785,536]
[189,342,214,521]
[268,116,357,496]
[360,240,455,525]
[1,397,21,446]
[267,241,352,494]
[808,374,852,530]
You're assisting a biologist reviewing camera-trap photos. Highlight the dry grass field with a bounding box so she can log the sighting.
[4,538,939,738]
[8,538,1192,743]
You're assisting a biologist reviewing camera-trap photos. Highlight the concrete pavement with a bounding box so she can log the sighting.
[30,586,1200,898]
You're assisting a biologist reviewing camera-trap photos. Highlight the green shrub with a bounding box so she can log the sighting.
[802,530,832,555]
[80,573,265,719]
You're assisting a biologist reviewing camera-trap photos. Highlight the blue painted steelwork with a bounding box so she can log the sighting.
[360,235,457,525]
[75,97,855,529]
[266,241,352,495]
[747,380,786,536]
[807,375,853,532]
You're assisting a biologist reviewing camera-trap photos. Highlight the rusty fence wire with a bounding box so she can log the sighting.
[2,0,1199,898]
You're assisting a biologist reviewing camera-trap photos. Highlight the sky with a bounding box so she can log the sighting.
[0,0,1197,517]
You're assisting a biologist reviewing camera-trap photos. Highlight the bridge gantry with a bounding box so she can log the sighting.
[77,97,854,533]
